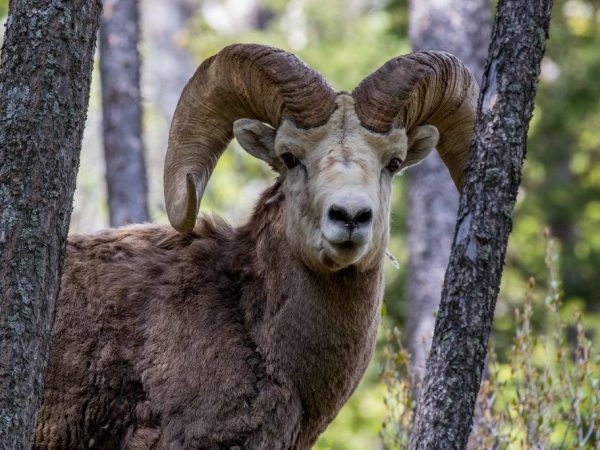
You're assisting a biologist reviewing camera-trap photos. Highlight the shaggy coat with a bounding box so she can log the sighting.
[34,184,384,449]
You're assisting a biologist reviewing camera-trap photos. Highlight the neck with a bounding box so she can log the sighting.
[233,185,385,441]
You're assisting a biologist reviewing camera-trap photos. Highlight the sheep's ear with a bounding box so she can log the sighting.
[404,125,439,169]
[233,119,283,172]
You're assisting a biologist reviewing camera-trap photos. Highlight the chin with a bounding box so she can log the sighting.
[317,241,369,272]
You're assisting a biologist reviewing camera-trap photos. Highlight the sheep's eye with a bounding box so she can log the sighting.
[386,157,403,173]
[281,152,300,169]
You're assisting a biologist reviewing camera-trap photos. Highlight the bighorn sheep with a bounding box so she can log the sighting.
[34,44,478,449]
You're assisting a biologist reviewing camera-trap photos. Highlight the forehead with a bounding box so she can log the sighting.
[275,94,408,162]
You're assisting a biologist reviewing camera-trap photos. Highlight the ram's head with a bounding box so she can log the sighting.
[164,44,478,273]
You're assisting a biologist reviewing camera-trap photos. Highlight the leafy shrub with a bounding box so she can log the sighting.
[381,235,600,449]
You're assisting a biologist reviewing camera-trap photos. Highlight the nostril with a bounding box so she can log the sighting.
[328,205,351,224]
[354,208,372,225]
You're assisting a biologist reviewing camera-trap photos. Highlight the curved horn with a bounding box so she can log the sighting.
[352,51,479,190]
[164,44,336,232]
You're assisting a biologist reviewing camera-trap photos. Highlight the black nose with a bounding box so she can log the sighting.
[328,205,373,230]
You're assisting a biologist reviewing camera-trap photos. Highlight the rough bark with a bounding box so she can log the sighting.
[407,0,491,381]
[0,1,101,448]
[100,0,150,227]
[408,1,554,448]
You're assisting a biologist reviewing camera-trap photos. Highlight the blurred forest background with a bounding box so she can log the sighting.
[1,0,599,448]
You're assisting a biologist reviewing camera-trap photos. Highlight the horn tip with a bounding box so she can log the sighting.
[166,173,203,234]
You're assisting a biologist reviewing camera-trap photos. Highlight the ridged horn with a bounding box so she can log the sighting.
[352,51,479,190]
[164,44,337,232]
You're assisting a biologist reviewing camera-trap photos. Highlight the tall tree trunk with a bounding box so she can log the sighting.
[100,0,150,227]
[409,1,553,448]
[406,0,491,383]
[0,1,101,447]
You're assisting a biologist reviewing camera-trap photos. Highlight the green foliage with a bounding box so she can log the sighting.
[382,236,600,449]
[384,0,409,39]
[511,0,600,308]
[188,0,409,90]
[380,329,414,449]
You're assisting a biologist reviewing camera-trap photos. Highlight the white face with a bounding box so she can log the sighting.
[234,94,439,273]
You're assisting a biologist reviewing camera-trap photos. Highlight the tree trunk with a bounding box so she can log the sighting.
[100,0,150,227]
[409,1,553,448]
[406,0,491,383]
[0,1,101,447]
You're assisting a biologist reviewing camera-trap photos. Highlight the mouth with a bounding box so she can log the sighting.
[320,238,367,270]
[335,241,359,251]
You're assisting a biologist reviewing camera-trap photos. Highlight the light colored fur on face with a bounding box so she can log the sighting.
[248,94,435,273]
[234,94,439,274]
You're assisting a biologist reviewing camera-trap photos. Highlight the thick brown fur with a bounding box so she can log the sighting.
[35,183,384,449]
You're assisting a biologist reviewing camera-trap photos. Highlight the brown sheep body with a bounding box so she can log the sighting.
[34,185,383,449]
[34,44,478,449]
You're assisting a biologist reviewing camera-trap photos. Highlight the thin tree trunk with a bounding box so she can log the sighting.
[0,1,101,447]
[100,0,150,227]
[409,1,553,448]
[407,0,491,383]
